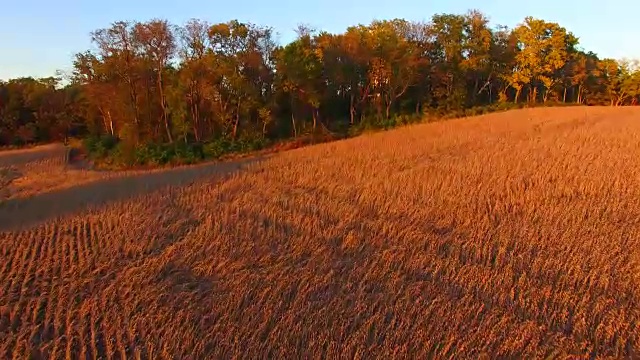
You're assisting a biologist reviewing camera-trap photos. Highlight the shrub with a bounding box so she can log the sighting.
[83,134,120,160]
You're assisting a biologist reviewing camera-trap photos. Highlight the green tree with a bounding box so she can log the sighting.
[276,26,324,134]
[513,17,577,103]
[134,19,177,143]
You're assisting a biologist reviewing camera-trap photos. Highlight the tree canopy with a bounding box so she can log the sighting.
[1,11,638,156]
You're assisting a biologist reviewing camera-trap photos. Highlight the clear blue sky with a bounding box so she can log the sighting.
[1,0,638,80]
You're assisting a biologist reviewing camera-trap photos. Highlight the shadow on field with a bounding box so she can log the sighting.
[0,144,67,167]
[0,156,267,231]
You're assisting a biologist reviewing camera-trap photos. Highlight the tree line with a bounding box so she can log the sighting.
[1,11,639,161]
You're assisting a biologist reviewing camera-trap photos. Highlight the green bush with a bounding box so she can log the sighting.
[132,142,205,166]
[120,136,256,165]
[83,101,585,169]
[83,134,120,159]
[202,139,227,159]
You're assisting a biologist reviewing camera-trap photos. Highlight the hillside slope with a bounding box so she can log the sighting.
[1,106,640,358]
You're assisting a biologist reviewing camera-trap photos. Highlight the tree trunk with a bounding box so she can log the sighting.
[162,112,172,143]
[473,78,479,104]
[385,96,392,120]
[349,94,355,125]
[233,101,240,139]
[108,111,114,136]
[157,70,173,143]
[312,107,317,131]
[146,76,152,127]
[128,81,140,142]
[99,108,111,135]
[190,100,200,142]
[193,125,200,142]
[291,112,297,138]
[191,97,200,142]
[190,82,202,141]
[577,85,583,104]
[563,87,567,103]
[543,87,551,103]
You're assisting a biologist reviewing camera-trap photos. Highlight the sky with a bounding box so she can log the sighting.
[1,0,638,81]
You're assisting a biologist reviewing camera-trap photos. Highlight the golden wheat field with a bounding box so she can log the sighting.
[1,106,640,358]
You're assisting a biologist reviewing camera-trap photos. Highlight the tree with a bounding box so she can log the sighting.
[563,51,598,104]
[336,27,375,124]
[368,19,421,119]
[462,10,493,105]
[2,11,639,153]
[603,59,640,106]
[513,17,577,103]
[276,26,324,134]
[204,20,276,139]
[73,51,119,136]
[177,19,211,142]
[134,19,176,143]
[427,14,468,109]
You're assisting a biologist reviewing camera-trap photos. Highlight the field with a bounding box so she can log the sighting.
[1,106,640,358]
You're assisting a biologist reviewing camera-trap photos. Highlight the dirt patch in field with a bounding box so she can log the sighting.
[0,143,67,167]
[0,155,266,231]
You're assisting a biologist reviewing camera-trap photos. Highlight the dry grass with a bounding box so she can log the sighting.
[1,106,640,358]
